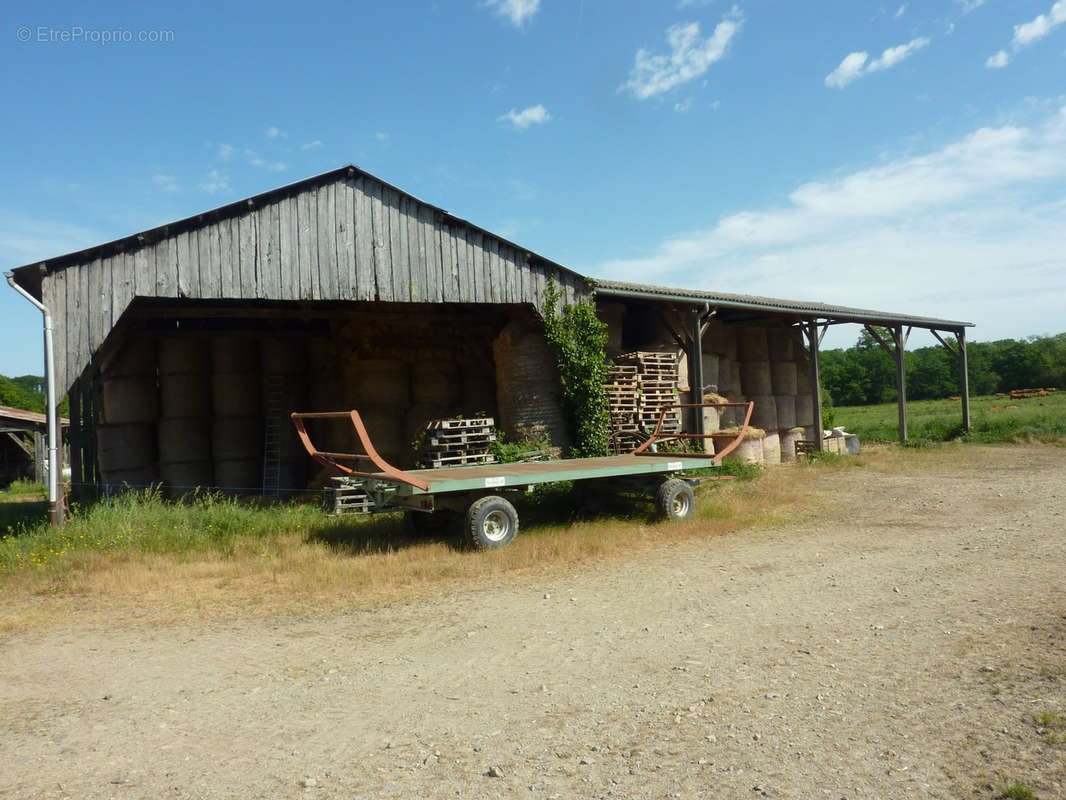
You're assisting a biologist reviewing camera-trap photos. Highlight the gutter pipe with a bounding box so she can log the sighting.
[5,271,61,525]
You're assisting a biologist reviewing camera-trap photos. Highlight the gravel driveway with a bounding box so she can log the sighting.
[3,444,1065,799]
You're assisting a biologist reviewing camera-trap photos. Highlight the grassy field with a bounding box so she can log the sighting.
[833,390,1066,444]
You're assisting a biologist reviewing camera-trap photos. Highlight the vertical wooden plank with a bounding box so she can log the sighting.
[385,188,407,302]
[317,182,338,300]
[368,180,393,301]
[259,202,282,299]
[154,237,176,298]
[176,231,193,298]
[403,197,424,302]
[218,217,237,298]
[279,195,300,300]
[469,230,485,304]
[132,243,152,299]
[111,252,134,326]
[416,204,439,303]
[353,177,376,301]
[443,223,460,303]
[451,225,467,302]
[198,223,221,299]
[295,190,316,300]
[334,180,354,300]
[65,266,80,390]
[87,256,109,360]
[76,263,90,379]
[237,212,258,299]
[45,271,66,394]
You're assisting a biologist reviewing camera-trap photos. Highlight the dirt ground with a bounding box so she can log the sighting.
[2,445,1065,800]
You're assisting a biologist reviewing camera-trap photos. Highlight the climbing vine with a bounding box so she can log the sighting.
[541,276,611,458]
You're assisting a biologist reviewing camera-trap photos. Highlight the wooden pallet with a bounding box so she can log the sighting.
[424,417,494,430]
[428,431,496,446]
[329,480,372,515]
[426,452,496,468]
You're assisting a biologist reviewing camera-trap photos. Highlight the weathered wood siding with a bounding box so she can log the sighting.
[39,172,589,394]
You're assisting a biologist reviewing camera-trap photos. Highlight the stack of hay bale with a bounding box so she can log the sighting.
[605,352,681,454]
[416,417,497,468]
[702,323,816,465]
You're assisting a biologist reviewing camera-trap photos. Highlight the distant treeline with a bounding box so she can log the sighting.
[0,374,45,413]
[820,331,1066,406]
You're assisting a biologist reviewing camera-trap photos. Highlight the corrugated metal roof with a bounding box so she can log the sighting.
[0,405,69,426]
[593,279,973,330]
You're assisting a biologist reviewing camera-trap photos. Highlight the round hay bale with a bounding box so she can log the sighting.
[762,431,781,464]
[412,360,461,405]
[159,337,208,375]
[740,361,773,396]
[212,371,261,417]
[104,338,157,378]
[344,359,410,406]
[160,372,211,418]
[796,365,812,395]
[719,394,748,428]
[358,406,407,456]
[775,395,797,429]
[211,338,259,374]
[701,403,720,434]
[767,328,794,361]
[405,403,452,442]
[99,465,157,489]
[277,460,306,494]
[260,338,306,376]
[96,423,156,472]
[711,427,765,465]
[771,361,798,395]
[158,417,211,463]
[714,324,738,360]
[749,395,778,431]
[779,426,806,463]
[159,460,213,499]
[101,376,159,423]
[211,416,261,461]
[795,394,814,427]
[737,326,769,361]
[701,352,720,388]
[213,458,260,491]
[803,425,818,442]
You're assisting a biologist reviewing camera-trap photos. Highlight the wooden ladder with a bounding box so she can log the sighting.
[262,375,285,496]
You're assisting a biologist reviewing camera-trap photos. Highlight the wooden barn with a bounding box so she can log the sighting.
[6,165,973,497]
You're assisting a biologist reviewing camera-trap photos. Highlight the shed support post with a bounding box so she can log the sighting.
[687,309,705,437]
[69,379,83,495]
[893,325,908,442]
[805,320,823,450]
[959,328,970,432]
[34,430,45,484]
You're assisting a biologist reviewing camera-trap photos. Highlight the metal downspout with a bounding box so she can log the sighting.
[5,271,62,525]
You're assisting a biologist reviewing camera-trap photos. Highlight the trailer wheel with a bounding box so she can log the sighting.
[656,478,695,521]
[466,495,518,550]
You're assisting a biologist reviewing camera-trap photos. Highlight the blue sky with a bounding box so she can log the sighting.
[2,0,1065,376]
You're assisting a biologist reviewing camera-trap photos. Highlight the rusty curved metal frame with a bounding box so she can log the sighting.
[290,410,431,491]
[631,401,754,465]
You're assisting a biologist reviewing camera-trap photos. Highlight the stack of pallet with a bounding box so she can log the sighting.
[417,417,497,468]
[605,352,681,454]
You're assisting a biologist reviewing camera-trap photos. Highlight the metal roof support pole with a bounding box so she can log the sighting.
[687,308,705,437]
[958,328,970,432]
[893,325,909,442]
[5,271,63,525]
[804,320,824,450]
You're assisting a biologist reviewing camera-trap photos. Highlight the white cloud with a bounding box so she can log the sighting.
[594,106,1066,343]
[674,98,693,113]
[482,0,540,29]
[825,52,869,88]
[826,37,929,88]
[955,0,986,12]
[620,9,743,100]
[0,215,104,266]
[375,131,390,141]
[217,143,234,161]
[895,5,907,20]
[988,1,1066,67]
[244,149,287,171]
[266,126,286,139]
[300,139,323,150]
[498,104,551,129]
[152,174,179,192]
[677,0,714,7]
[986,49,1010,68]
[199,170,231,194]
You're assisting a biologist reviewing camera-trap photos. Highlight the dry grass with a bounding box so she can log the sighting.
[0,456,867,633]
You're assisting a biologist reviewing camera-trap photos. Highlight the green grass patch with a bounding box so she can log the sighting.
[996,781,1037,800]
[834,392,1066,444]
[2,479,47,499]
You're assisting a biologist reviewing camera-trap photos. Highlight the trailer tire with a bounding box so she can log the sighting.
[466,495,518,550]
[656,478,695,521]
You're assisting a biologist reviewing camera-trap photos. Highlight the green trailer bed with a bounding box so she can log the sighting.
[292,404,753,549]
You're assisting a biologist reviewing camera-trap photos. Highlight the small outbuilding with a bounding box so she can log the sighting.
[6,165,973,497]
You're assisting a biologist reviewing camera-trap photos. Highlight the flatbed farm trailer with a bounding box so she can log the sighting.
[291,402,753,549]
